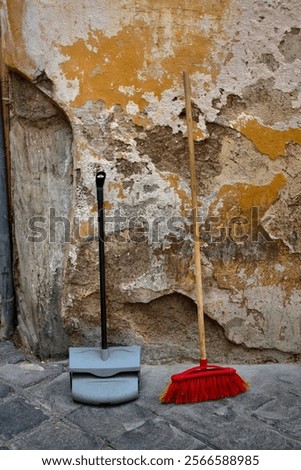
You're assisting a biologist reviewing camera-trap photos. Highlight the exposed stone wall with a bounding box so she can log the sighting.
[1,0,301,362]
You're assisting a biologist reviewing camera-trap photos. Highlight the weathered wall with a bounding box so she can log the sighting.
[9,71,73,357]
[1,0,300,362]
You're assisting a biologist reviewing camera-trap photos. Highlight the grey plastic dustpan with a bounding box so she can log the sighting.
[69,171,141,405]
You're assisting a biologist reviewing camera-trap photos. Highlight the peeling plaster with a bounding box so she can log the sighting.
[232,114,301,159]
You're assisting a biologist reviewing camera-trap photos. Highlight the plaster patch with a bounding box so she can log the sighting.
[232,115,301,159]
[209,173,287,220]
[126,101,140,115]
[58,1,232,127]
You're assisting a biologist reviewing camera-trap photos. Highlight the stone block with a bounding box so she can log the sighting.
[0,397,48,440]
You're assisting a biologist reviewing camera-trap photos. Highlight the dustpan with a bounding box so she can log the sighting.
[69,171,141,405]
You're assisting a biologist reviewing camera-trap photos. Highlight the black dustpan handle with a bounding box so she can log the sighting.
[96,171,107,349]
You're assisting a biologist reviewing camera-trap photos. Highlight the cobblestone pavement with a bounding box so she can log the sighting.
[0,341,300,450]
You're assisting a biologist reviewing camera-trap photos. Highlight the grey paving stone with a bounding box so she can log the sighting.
[12,420,105,450]
[219,367,301,445]
[0,341,29,365]
[0,397,48,440]
[0,436,9,449]
[139,364,190,412]
[23,372,79,414]
[67,402,155,442]
[210,419,301,450]
[251,392,301,442]
[0,341,301,451]
[236,365,301,396]
[0,362,62,388]
[0,341,18,354]
[0,382,14,399]
[110,416,209,450]
[161,402,300,449]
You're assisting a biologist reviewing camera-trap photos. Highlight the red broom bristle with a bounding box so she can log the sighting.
[161,363,249,404]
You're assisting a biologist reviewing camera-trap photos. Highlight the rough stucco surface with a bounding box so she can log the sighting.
[1,0,301,361]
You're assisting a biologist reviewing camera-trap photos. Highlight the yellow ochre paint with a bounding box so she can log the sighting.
[59,0,232,118]
[77,220,94,240]
[91,200,113,212]
[108,181,127,199]
[234,118,301,159]
[162,173,191,215]
[60,27,211,111]
[210,173,287,218]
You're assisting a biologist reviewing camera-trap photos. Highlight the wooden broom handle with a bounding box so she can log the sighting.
[183,71,207,361]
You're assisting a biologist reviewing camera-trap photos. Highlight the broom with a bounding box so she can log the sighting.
[161,72,249,404]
